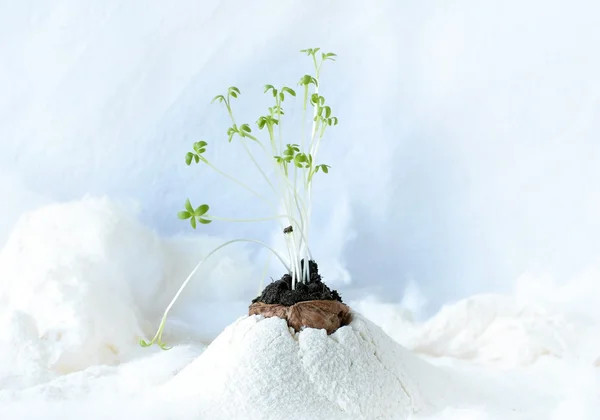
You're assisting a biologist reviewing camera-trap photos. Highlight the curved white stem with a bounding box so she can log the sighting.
[144,238,290,349]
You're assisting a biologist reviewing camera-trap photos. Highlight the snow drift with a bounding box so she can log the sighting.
[163,313,433,419]
[0,197,259,377]
[0,197,598,419]
[0,197,166,374]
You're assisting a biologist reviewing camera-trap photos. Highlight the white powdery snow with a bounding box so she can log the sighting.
[0,197,599,419]
[161,313,438,420]
[402,294,569,367]
[0,196,167,374]
[0,196,268,378]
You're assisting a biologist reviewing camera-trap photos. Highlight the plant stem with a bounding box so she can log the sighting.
[240,138,279,198]
[206,214,313,259]
[143,238,291,349]
[300,57,323,285]
[205,161,276,209]
[258,252,272,295]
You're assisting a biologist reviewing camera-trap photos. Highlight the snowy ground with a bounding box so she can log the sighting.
[0,198,598,419]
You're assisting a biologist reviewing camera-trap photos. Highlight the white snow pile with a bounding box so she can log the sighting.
[0,196,166,379]
[0,197,599,419]
[0,197,460,419]
[0,196,256,381]
[161,313,446,420]
[355,294,570,367]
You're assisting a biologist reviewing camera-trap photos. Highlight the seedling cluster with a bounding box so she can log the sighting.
[141,48,338,349]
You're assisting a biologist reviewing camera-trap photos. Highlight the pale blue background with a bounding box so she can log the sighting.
[1,0,599,315]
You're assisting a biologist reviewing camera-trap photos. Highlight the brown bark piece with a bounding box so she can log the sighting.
[249,300,352,334]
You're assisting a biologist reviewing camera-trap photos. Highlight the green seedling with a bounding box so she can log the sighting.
[141,47,339,349]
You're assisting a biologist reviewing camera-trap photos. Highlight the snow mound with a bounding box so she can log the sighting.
[162,312,450,420]
[403,294,569,367]
[0,196,167,374]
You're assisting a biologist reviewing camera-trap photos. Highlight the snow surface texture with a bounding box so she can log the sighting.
[0,198,260,378]
[0,198,598,419]
[162,314,432,420]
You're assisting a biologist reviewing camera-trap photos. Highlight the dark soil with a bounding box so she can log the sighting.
[252,259,343,306]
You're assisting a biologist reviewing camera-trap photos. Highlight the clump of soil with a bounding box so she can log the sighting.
[252,259,343,306]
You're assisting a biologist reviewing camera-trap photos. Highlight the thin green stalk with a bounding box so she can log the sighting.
[287,232,300,288]
[262,115,310,261]
[207,213,313,259]
[140,238,291,350]
[277,98,283,157]
[205,161,276,209]
[300,65,322,283]
[240,138,279,198]
[264,109,301,242]
[223,97,280,204]
[258,252,273,295]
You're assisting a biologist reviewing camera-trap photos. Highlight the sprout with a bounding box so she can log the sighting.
[141,47,339,349]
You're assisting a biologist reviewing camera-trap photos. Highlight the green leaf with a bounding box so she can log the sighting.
[324,106,331,118]
[139,338,152,347]
[241,124,251,133]
[185,152,194,165]
[190,217,197,229]
[178,210,191,220]
[298,74,312,86]
[158,341,172,351]
[321,164,330,174]
[282,87,296,96]
[194,155,200,163]
[264,84,274,93]
[228,86,240,98]
[185,199,194,213]
[193,142,207,154]
[302,47,320,56]
[279,91,284,102]
[322,52,337,61]
[295,154,307,163]
[211,95,225,104]
[195,204,209,216]
[198,218,212,225]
